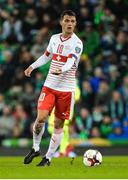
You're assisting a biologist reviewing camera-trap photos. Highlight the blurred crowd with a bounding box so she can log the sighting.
[0,0,128,144]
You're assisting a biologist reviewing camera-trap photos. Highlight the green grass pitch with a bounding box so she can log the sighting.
[0,156,128,179]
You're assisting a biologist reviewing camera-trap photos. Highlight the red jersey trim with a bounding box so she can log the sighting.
[52,54,68,62]
[44,50,50,57]
[68,53,77,60]
[60,34,71,42]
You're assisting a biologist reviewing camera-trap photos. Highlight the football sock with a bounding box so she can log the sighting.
[33,123,45,152]
[46,128,63,160]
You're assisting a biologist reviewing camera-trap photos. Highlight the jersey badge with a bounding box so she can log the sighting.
[75,46,81,53]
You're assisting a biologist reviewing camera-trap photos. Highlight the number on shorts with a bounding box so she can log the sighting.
[39,93,45,101]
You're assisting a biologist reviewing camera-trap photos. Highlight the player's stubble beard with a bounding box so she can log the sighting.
[62,27,74,37]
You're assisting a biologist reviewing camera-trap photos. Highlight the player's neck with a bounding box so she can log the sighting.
[61,32,73,38]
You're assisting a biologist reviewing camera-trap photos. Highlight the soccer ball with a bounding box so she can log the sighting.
[83,149,102,167]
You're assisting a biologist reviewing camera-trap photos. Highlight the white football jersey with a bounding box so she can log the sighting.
[44,33,83,92]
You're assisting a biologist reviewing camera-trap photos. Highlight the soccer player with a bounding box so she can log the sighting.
[24,10,83,166]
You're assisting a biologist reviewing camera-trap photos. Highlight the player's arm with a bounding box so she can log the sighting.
[24,51,51,77]
[51,56,76,75]
[24,37,53,77]
[51,42,83,75]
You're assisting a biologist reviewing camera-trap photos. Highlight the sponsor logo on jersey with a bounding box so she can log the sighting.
[65,45,71,50]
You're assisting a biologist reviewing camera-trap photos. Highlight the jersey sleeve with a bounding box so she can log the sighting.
[68,41,83,63]
[61,41,83,73]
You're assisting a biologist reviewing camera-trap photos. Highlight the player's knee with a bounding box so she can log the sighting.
[33,122,42,135]
[33,117,46,135]
[37,113,48,123]
[54,123,62,129]
[54,119,64,129]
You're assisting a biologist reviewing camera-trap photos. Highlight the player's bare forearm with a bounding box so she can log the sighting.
[24,66,33,77]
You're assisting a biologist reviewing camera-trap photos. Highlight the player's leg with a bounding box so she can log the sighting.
[59,120,70,156]
[55,92,75,157]
[24,87,55,164]
[24,109,49,164]
[45,117,64,158]
[48,111,69,157]
[33,109,49,152]
[37,91,75,166]
[37,117,65,166]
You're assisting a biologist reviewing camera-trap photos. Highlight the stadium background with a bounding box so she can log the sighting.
[0,0,128,156]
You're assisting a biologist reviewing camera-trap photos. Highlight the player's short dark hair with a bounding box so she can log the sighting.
[60,10,76,20]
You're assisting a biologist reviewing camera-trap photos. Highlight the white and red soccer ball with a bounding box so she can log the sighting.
[83,149,102,167]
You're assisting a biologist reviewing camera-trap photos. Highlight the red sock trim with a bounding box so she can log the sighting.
[54,128,63,134]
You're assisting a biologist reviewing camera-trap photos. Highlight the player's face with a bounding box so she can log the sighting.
[60,15,76,35]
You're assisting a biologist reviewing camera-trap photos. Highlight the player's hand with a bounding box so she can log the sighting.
[51,69,62,75]
[24,66,33,77]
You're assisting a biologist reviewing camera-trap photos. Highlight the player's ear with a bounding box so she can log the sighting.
[60,19,62,26]
[75,18,77,25]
